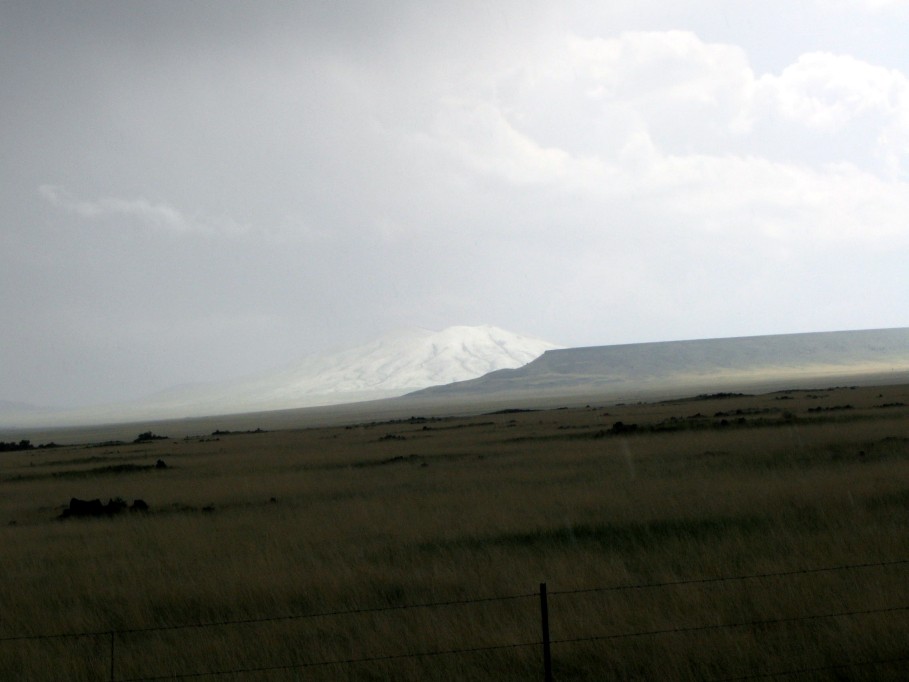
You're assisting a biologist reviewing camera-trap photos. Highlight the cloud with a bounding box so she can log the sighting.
[414,29,909,248]
[755,52,909,174]
[423,98,604,188]
[654,154,909,245]
[5,7,909,408]
[567,30,753,111]
[520,31,907,170]
[818,0,909,11]
[38,184,246,235]
[757,52,908,126]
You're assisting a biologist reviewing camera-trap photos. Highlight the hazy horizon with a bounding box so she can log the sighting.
[4,323,906,415]
[3,325,907,438]
[3,1,909,409]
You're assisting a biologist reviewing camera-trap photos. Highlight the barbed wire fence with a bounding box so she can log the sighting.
[2,558,907,681]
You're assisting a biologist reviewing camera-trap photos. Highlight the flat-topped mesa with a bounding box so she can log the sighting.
[408,328,909,401]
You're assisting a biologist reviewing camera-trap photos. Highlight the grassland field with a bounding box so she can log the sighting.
[2,383,909,680]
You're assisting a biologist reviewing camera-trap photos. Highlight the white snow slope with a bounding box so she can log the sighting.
[172,324,561,411]
[296,325,559,393]
[0,326,561,427]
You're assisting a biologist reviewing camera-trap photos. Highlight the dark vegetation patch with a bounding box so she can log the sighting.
[653,408,890,433]
[609,421,639,435]
[34,453,153,468]
[766,386,867,403]
[157,497,291,516]
[806,404,854,413]
[286,450,477,474]
[693,450,733,461]
[137,502,213,516]
[658,393,750,405]
[713,417,757,428]
[0,440,60,452]
[863,488,909,511]
[63,463,160,478]
[507,421,641,442]
[507,408,871,443]
[418,421,495,432]
[353,454,427,468]
[134,431,168,443]
[60,497,150,519]
[423,514,776,555]
[876,402,906,408]
[750,435,909,470]
[871,435,909,455]
[652,415,710,432]
[359,416,445,429]
[506,404,901,445]
[484,408,539,415]
[377,433,407,442]
[713,407,780,417]
[211,428,267,436]
[7,460,168,482]
[772,386,857,395]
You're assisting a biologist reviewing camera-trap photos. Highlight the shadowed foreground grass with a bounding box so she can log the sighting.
[1,384,908,680]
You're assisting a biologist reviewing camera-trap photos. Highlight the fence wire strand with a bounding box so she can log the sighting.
[115,604,909,682]
[115,639,544,682]
[710,654,909,681]
[2,557,907,681]
[3,557,904,644]
[549,604,909,646]
[549,557,909,598]
[0,591,538,643]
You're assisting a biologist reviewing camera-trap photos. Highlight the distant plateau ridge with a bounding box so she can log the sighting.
[1,326,907,436]
[407,327,909,403]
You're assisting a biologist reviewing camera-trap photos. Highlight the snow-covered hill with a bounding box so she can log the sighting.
[0,325,560,427]
[132,325,561,415]
[261,324,560,395]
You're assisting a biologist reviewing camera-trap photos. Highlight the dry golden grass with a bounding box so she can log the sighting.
[2,384,909,680]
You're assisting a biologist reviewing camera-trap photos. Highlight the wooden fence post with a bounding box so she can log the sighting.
[540,583,553,682]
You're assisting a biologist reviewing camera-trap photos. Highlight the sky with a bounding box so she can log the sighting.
[2,0,909,408]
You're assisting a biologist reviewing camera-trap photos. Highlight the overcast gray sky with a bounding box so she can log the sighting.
[2,0,908,408]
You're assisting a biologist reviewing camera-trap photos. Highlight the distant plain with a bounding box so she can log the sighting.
[2,382,909,680]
